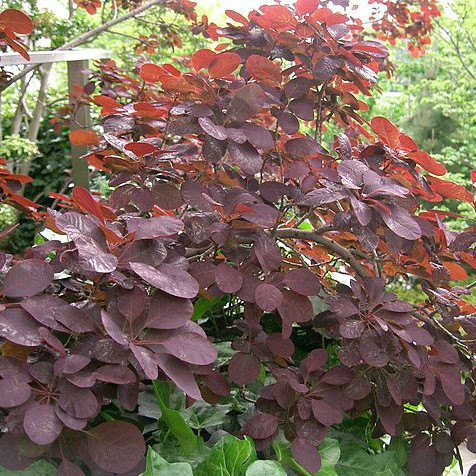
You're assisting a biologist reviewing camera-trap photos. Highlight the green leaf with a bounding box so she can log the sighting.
[246,460,287,476]
[152,381,197,454]
[182,401,232,430]
[152,437,211,469]
[141,447,193,476]
[195,435,257,476]
[317,438,340,476]
[335,442,406,476]
[192,296,227,321]
[0,460,56,475]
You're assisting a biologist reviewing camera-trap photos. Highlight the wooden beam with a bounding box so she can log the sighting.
[0,49,111,66]
[67,59,93,190]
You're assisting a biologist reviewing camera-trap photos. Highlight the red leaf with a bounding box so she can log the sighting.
[408,150,446,176]
[427,176,474,203]
[191,49,217,71]
[72,186,105,223]
[124,142,157,157]
[208,52,241,78]
[225,10,249,25]
[471,170,476,184]
[139,63,164,83]
[370,116,400,149]
[69,129,100,146]
[296,0,319,16]
[246,55,282,85]
[0,9,33,34]
[443,261,468,281]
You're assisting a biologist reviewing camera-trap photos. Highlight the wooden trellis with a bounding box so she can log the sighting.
[0,48,111,189]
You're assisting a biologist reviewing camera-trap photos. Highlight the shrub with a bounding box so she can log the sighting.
[5,1,476,475]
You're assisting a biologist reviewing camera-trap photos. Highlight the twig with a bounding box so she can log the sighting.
[275,228,368,278]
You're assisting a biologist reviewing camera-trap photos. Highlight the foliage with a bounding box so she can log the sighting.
[1,1,476,476]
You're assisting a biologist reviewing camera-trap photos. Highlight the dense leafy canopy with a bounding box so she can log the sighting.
[1,0,475,475]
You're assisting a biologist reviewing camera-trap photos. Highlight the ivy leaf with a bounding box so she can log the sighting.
[246,460,287,475]
[152,381,197,454]
[140,447,193,476]
[182,401,232,430]
[195,435,257,476]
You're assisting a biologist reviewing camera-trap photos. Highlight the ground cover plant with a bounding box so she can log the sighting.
[2,1,476,475]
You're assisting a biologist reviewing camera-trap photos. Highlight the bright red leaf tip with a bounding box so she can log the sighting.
[139,63,164,83]
[208,52,241,78]
[69,129,100,146]
[0,9,34,34]
[370,116,400,149]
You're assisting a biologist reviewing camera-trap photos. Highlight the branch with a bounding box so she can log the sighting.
[1,0,167,92]
[275,228,369,278]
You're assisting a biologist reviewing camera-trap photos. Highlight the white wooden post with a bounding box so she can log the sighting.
[0,49,111,189]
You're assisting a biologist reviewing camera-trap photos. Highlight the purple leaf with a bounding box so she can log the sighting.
[162,332,217,365]
[215,263,243,293]
[0,433,40,470]
[130,262,199,299]
[101,310,129,345]
[266,333,294,358]
[95,364,136,384]
[311,399,343,426]
[314,55,342,82]
[228,352,260,385]
[295,419,326,446]
[242,123,274,150]
[303,185,348,206]
[130,344,158,379]
[278,290,314,333]
[0,376,31,408]
[284,78,313,98]
[21,295,94,333]
[289,98,314,121]
[339,319,365,339]
[227,83,265,122]
[117,286,147,323]
[146,291,193,329]
[327,295,359,318]
[359,330,388,368]
[228,141,262,175]
[87,421,145,474]
[58,382,99,419]
[255,283,283,312]
[291,437,321,473]
[254,234,282,272]
[156,353,202,400]
[75,236,118,273]
[129,216,183,240]
[283,268,321,296]
[0,308,42,346]
[344,376,372,400]
[118,239,167,268]
[198,117,227,140]
[54,355,90,376]
[58,459,86,476]
[277,111,299,134]
[376,204,422,241]
[23,403,63,445]
[242,412,278,439]
[285,137,323,157]
[2,259,53,297]
[350,196,372,226]
[55,405,87,430]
